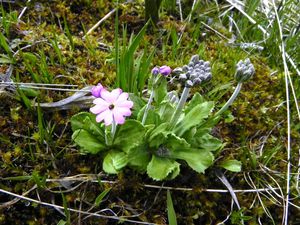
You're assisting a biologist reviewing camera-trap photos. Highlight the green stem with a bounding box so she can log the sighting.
[170,86,190,127]
[214,82,243,117]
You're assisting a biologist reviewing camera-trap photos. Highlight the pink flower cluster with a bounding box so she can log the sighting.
[90,84,133,126]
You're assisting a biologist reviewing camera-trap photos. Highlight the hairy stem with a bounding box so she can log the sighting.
[170,86,190,127]
[142,89,154,125]
[111,119,117,139]
[214,82,243,117]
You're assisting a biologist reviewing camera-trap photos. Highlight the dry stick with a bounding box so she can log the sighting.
[177,0,183,22]
[200,21,231,41]
[12,85,91,92]
[0,185,37,209]
[83,9,116,39]
[44,176,279,193]
[286,53,300,75]
[177,0,198,44]
[297,148,300,191]
[1,82,78,87]
[0,188,157,225]
[18,0,31,21]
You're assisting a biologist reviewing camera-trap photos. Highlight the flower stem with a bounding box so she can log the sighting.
[214,82,243,117]
[142,90,154,125]
[104,128,108,145]
[170,86,190,127]
[111,118,117,139]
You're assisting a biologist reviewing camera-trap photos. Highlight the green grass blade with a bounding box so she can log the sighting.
[94,187,112,206]
[114,0,120,87]
[0,32,13,59]
[167,190,177,225]
[61,193,71,225]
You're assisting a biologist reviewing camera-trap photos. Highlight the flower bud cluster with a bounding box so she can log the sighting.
[235,58,255,82]
[173,55,212,87]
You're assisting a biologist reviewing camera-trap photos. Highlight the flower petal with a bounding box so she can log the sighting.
[100,88,122,103]
[113,111,125,125]
[100,89,114,103]
[93,97,109,106]
[103,110,113,126]
[111,88,122,97]
[116,100,133,108]
[114,106,132,117]
[96,109,110,124]
[116,92,129,102]
[90,104,108,114]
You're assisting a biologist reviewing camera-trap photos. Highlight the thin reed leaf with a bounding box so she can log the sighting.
[167,190,177,225]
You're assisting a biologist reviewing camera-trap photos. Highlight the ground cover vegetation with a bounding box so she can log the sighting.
[0,0,299,224]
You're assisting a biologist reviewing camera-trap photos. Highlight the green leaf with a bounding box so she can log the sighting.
[220,160,242,172]
[171,148,214,173]
[128,93,146,117]
[137,105,161,125]
[167,190,177,225]
[154,77,167,104]
[137,48,155,94]
[193,131,222,151]
[0,54,12,63]
[72,130,106,154]
[0,33,12,58]
[128,22,148,58]
[174,101,214,136]
[22,52,38,64]
[166,134,190,150]
[95,188,112,206]
[149,122,169,141]
[184,92,204,114]
[71,112,105,140]
[57,220,67,225]
[16,88,32,109]
[61,193,71,224]
[127,145,151,172]
[148,122,171,148]
[114,120,146,153]
[20,87,39,97]
[157,100,175,123]
[31,171,46,188]
[147,155,180,181]
[103,151,128,174]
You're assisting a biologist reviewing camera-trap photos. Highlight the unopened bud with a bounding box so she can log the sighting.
[235,58,255,82]
[159,65,172,76]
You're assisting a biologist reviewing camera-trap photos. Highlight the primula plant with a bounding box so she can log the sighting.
[71,55,254,180]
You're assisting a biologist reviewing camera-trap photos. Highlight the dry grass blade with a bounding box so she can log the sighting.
[270,1,292,224]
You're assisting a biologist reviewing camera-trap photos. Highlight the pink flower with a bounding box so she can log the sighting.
[90,88,133,126]
[91,83,104,98]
